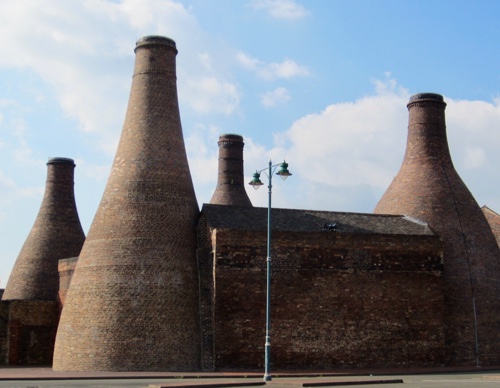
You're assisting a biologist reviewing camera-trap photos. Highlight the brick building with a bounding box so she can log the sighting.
[198,205,445,370]
[2,36,500,371]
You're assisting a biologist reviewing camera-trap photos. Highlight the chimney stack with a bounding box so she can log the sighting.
[374,93,500,366]
[210,134,252,207]
[53,36,201,371]
[2,157,85,301]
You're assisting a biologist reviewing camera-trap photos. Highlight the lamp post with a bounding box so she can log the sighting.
[248,159,292,382]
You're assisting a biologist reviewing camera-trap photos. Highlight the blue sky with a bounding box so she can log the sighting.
[1,0,499,286]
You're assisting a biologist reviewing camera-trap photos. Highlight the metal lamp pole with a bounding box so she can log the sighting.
[249,160,292,382]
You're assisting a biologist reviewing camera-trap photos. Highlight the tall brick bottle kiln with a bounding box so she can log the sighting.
[210,134,252,206]
[53,36,201,371]
[374,93,500,366]
[2,157,85,302]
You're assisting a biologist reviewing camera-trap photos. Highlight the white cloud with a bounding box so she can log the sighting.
[184,76,240,115]
[0,110,43,168]
[463,146,487,170]
[268,58,310,79]
[245,79,500,213]
[0,0,240,153]
[74,158,112,182]
[249,0,310,20]
[199,52,213,71]
[446,98,500,139]
[0,170,43,202]
[261,87,291,107]
[184,125,221,206]
[236,51,261,71]
[283,80,409,193]
[0,166,46,289]
[236,51,310,80]
[445,98,500,173]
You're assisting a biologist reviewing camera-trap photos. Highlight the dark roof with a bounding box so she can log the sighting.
[201,204,435,236]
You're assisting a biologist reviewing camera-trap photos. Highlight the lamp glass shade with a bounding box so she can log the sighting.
[249,171,264,190]
[276,161,292,181]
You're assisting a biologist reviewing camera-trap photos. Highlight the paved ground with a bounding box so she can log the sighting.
[1,367,500,388]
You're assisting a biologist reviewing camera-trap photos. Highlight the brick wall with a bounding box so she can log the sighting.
[0,291,7,365]
[205,228,445,371]
[57,257,78,309]
[197,216,216,371]
[3,300,59,365]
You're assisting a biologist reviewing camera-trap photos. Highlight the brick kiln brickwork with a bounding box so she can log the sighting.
[482,206,500,247]
[57,257,78,308]
[2,300,59,365]
[196,216,216,371]
[199,205,446,370]
[2,158,85,302]
[210,134,252,207]
[53,36,201,371]
[374,93,500,366]
[0,290,7,364]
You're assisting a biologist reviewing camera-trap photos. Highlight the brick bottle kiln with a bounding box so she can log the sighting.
[1,157,84,364]
[210,134,252,207]
[2,157,85,302]
[374,93,500,366]
[53,36,200,371]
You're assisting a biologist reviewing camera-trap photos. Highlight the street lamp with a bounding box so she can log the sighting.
[248,159,292,382]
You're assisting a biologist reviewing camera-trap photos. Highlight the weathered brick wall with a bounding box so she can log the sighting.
[197,216,215,371]
[0,292,7,365]
[209,228,445,370]
[5,301,59,365]
[57,257,78,309]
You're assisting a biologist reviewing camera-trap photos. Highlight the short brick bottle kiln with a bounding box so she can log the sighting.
[375,93,500,366]
[2,157,84,302]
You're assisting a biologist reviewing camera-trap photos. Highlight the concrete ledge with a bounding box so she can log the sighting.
[303,379,404,387]
[150,382,265,388]
[150,379,404,388]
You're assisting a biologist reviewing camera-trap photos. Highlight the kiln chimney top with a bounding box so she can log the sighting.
[220,133,243,141]
[135,35,177,52]
[409,93,443,102]
[407,93,446,109]
[47,157,75,166]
